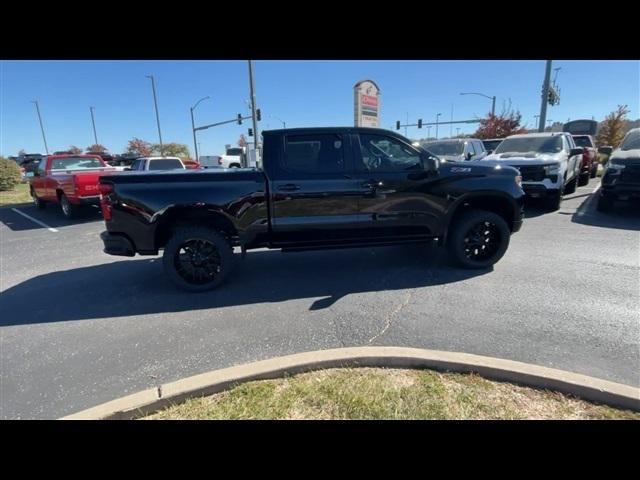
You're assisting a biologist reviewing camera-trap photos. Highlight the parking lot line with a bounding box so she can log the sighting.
[11,208,59,232]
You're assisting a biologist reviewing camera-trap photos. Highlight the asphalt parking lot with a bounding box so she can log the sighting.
[1,183,639,419]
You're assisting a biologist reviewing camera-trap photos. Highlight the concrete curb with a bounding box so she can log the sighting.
[60,347,640,419]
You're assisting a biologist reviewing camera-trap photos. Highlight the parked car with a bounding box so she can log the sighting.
[597,128,640,212]
[99,127,525,291]
[198,155,223,169]
[217,147,245,168]
[482,138,504,154]
[29,154,119,219]
[422,138,488,162]
[127,156,186,171]
[571,135,598,182]
[482,132,584,210]
[182,159,201,170]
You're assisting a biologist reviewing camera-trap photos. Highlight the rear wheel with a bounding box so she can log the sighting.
[590,166,597,178]
[59,193,78,219]
[447,209,511,269]
[162,226,235,292]
[565,176,578,194]
[31,188,46,209]
[578,172,590,187]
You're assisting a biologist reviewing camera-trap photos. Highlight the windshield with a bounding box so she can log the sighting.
[50,157,105,170]
[483,140,503,151]
[494,136,562,154]
[620,131,640,151]
[573,136,593,148]
[424,142,464,156]
[148,159,184,170]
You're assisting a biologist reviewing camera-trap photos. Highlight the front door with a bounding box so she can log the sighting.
[351,132,441,239]
[269,132,363,246]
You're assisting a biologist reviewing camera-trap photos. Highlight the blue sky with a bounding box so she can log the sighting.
[1,60,638,157]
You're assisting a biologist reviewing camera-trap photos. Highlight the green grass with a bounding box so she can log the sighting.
[144,368,640,420]
[0,183,31,207]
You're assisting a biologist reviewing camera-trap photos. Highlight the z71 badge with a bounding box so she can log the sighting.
[451,167,471,173]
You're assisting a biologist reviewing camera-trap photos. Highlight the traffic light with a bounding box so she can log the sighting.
[237,114,242,125]
[396,121,401,130]
[248,128,254,137]
[256,109,261,121]
[418,118,423,129]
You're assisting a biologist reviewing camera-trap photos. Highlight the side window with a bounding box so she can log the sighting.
[357,134,421,172]
[37,159,46,175]
[282,134,344,175]
[468,142,476,155]
[475,141,485,154]
[131,159,143,170]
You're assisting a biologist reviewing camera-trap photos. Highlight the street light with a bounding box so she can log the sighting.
[31,100,49,154]
[191,96,211,162]
[146,75,163,156]
[460,92,496,117]
[435,113,442,140]
[271,115,286,129]
[89,106,99,146]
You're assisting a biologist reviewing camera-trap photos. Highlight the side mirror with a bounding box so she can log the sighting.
[487,149,494,155]
[569,148,584,157]
[597,146,613,155]
[466,152,473,161]
[421,153,439,173]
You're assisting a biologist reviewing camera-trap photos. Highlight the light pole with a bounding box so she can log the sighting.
[538,60,553,132]
[460,92,496,117]
[89,106,99,146]
[534,115,540,129]
[426,125,432,139]
[146,75,163,156]
[435,113,442,140]
[247,60,260,167]
[31,100,49,154]
[456,127,461,137]
[190,96,210,162]
[271,115,286,129]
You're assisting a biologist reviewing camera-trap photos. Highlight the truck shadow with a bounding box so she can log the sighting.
[569,196,640,231]
[0,244,489,326]
[0,205,103,231]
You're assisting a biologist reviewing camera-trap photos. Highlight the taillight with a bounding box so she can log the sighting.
[582,148,589,166]
[218,158,223,165]
[99,183,114,221]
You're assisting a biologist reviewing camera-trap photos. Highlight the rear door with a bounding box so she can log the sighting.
[351,132,441,239]
[268,131,363,245]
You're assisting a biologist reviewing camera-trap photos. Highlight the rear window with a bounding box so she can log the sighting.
[483,140,502,151]
[282,134,344,174]
[226,148,244,156]
[494,136,562,154]
[50,157,105,170]
[573,136,593,148]
[148,159,184,171]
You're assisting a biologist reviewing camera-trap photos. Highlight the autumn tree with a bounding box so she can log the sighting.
[151,143,190,157]
[87,144,107,153]
[238,134,248,147]
[473,108,527,139]
[126,138,153,157]
[68,145,82,154]
[596,105,629,148]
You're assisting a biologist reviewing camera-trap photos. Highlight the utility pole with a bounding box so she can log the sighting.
[538,60,552,132]
[450,104,454,137]
[31,100,49,154]
[190,96,210,162]
[146,75,164,156]
[435,113,442,140]
[89,106,99,146]
[247,60,260,168]
[426,125,432,139]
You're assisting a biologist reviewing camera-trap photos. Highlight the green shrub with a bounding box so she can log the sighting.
[0,157,22,191]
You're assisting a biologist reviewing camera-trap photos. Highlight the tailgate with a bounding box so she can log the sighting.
[71,169,117,196]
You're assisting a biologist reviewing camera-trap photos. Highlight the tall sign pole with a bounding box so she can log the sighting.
[89,106,99,146]
[146,75,164,156]
[31,100,49,154]
[538,60,552,133]
[248,60,259,168]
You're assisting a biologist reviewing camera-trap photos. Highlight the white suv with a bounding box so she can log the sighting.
[128,157,185,171]
[482,132,584,210]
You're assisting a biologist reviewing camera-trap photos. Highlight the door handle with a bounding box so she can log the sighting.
[277,184,301,192]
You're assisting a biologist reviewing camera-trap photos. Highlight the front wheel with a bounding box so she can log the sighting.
[31,188,46,209]
[564,176,578,194]
[578,172,590,187]
[590,166,597,179]
[447,209,511,269]
[162,226,235,292]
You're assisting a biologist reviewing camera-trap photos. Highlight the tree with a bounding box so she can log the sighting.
[68,145,82,154]
[596,105,629,148]
[151,143,190,157]
[0,156,22,191]
[473,107,527,139]
[126,138,153,157]
[238,134,248,148]
[87,144,107,153]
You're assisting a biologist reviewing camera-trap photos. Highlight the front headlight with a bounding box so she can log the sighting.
[515,175,522,187]
[607,160,625,171]
[543,163,560,175]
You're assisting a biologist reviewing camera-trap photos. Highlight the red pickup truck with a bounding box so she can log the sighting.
[29,154,119,218]
[572,135,599,185]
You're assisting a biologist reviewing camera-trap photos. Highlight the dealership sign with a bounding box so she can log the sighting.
[354,80,380,128]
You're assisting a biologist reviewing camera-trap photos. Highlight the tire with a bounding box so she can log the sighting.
[578,172,590,187]
[59,193,79,219]
[564,176,577,194]
[162,226,235,292]
[545,184,564,211]
[590,166,597,179]
[31,188,46,209]
[596,194,614,213]
[229,163,241,169]
[447,209,511,269]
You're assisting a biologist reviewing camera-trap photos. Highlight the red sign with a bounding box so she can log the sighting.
[361,94,378,107]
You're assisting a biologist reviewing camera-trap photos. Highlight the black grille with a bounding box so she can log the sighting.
[511,165,546,182]
[621,166,640,184]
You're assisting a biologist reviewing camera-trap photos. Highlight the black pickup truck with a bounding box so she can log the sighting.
[99,127,525,291]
